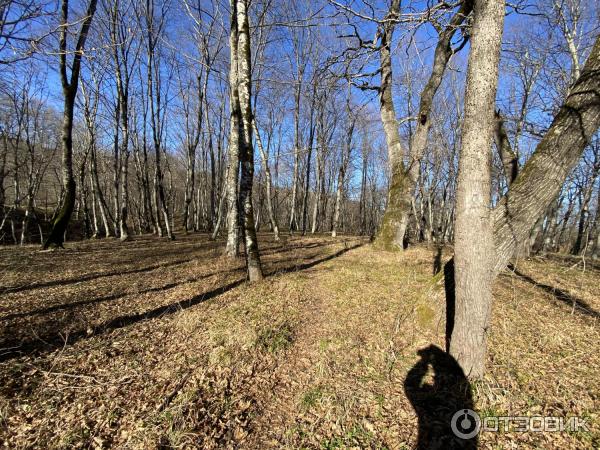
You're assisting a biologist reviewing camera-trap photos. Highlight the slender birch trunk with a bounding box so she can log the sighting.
[225,0,241,257]
[236,0,263,281]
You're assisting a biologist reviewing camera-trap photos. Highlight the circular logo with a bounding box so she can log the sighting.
[451,409,481,439]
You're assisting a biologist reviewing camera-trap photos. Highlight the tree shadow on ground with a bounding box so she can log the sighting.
[0,241,363,362]
[507,264,599,319]
[1,266,245,320]
[1,239,225,294]
[404,345,478,450]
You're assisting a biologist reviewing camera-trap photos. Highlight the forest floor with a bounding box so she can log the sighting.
[0,233,598,449]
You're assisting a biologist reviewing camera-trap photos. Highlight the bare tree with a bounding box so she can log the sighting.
[43,0,98,249]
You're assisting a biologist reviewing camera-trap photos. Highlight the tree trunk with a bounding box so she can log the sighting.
[333,99,355,237]
[236,0,263,281]
[449,0,505,378]
[225,0,241,257]
[492,35,600,273]
[43,0,98,249]
[493,111,519,186]
[288,62,304,234]
[572,170,599,254]
[112,102,120,237]
[374,0,410,251]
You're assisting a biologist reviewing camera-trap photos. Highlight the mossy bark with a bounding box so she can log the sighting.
[492,35,600,273]
[374,0,472,250]
[374,163,411,251]
[373,0,408,251]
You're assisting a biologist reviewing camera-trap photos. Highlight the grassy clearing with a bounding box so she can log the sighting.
[0,234,598,448]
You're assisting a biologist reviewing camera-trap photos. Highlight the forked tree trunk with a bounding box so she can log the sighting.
[444,24,600,379]
[374,0,410,251]
[375,0,473,251]
[44,0,98,249]
[449,0,505,378]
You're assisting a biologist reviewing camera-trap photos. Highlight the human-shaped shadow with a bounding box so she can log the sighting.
[404,345,478,450]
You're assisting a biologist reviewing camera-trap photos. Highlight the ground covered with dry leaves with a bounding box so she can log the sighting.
[0,233,598,449]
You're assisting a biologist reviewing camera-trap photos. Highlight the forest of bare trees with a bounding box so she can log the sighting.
[1,0,600,446]
[0,1,597,257]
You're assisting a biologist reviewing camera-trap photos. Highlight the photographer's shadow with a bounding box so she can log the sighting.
[404,345,478,449]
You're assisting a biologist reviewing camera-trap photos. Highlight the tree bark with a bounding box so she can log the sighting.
[225,0,241,257]
[236,0,263,281]
[572,170,599,255]
[332,91,355,238]
[449,0,505,378]
[492,35,600,273]
[493,111,519,185]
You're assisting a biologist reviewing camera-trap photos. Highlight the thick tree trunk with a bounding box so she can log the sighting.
[449,0,504,378]
[492,35,600,273]
[374,0,410,251]
[44,91,77,249]
[445,24,600,375]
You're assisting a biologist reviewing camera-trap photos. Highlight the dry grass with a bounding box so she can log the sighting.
[0,233,598,449]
